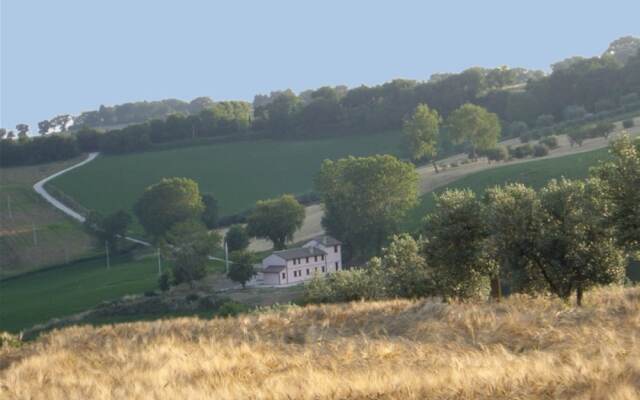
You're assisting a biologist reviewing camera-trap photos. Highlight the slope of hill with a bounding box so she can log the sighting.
[0,159,97,278]
[50,131,405,230]
[1,286,638,399]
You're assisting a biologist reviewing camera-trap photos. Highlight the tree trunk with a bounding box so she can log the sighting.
[490,275,502,302]
[432,160,439,174]
[576,286,583,307]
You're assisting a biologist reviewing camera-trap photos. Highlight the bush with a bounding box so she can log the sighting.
[507,121,528,138]
[144,290,157,297]
[509,144,533,159]
[186,293,200,302]
[304,268,384,303]
[483,146,508,162]
[623,119,635,129]
[217,300,250,317]
[533,144,549,157]
[519,131,531,143]
[158,273,170,292]
[539,136,559,149]
[563,105,587,121]
[536,114,555,128]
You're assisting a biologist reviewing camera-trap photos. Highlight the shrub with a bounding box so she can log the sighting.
[563,105,587,121]
[450,162,459,168]
[0,332,22,349]
[620,92,639,106]
[536,114,555,128]
[510,144,533,159]
[144,291,157,297]
[217,301,250,317]
[533,144,549,157]
[567,129,586,147]
[304,268,384,303]
[483,146,508,162]
[186,293,200,302]
[539,136,559,149]
[158,272,170,292]
[519,131,531,143]
[623,119,635,129]
[507,121,528,138]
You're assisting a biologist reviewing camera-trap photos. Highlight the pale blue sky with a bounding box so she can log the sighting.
[1,0,638,129]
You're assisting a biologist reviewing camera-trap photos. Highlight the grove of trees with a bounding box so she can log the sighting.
[307,136,640,306]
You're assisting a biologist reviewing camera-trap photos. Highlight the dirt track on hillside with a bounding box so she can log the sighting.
[242,117,640,252]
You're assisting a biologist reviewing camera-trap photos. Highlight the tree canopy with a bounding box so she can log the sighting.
[403,103,441,169]
[316,155,418,260]
[134,177,204,240]
[447,104,501,158]
[246,194,305,250]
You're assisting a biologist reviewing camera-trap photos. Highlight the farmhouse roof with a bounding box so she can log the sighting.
[310,235,342,246]
[262,265,286,273]
[274,246,327,260]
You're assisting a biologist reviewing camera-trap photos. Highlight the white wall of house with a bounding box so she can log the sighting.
[263,272,281,285]
[304,240,342,272]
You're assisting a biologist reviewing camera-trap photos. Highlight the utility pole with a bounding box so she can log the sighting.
[32,222,38,246]
[224,241,229,274]
[105,241,110,269]
[157,247,162,276]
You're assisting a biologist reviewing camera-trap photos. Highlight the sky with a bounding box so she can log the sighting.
[1,0,639,129]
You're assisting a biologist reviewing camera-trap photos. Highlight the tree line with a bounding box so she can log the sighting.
[2,38,638,167]
[307,136,639,306]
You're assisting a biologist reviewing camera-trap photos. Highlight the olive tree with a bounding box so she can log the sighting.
[447,104,501,159]
[422,189,495,301]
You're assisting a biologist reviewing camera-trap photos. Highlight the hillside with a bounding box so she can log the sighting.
[1,286,639,399]
[50,131,405,227]
[0,159,96,277]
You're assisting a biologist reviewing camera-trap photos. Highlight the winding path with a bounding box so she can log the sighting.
[33,152,151,247]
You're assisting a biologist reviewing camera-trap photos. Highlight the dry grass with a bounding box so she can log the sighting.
[1,286,639,399]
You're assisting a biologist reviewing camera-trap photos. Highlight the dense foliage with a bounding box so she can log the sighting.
[316,155,418,261]
[246,194,305,250]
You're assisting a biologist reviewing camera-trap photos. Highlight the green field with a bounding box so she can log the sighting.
[404,148,611,232]
[51,132,405,227]
[0,251,226,333]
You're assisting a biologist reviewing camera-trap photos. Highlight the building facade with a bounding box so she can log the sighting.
[260,235,342,285]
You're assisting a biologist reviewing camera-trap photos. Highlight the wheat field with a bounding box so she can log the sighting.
[1,286,639,399]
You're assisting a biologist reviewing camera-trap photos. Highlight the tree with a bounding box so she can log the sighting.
[530,179,626,305]
[227,250,257,288]
[593,135,640,254]
[15,124,29,138]
[37,120,51,135]
[201,194,219,229]
[316,155,418,261]
[225,224,249,252]
[50,114,72,132]
[246,194,305,250]
[134,177,204,240]
[484,184,546,297]
[536,114,555,128]
[370,234,432,298]
[162,220,220,287]
[403,103,441,172]
[84,210,132,253]
[422,189,494,301]
[0,129,6,139]
[447,104,501,159]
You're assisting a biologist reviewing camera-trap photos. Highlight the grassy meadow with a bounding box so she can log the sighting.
[0,252,161,333]
[51,132,405,228]
[2,285,639,399]
[404,147,611,232]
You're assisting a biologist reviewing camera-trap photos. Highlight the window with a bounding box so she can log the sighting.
[306,269,310,275]
[306,257,309,263]
[321,266,325,273]
[293,259,296,265]
[321,255,325,261]
[335,262,339,270]
[282,272,285,279]
[314,256,318,262]
[334,245,338,253]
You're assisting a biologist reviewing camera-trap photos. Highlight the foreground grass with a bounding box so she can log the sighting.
[404,147,610,231]
[1,286,638,399]
[51,131,405,229]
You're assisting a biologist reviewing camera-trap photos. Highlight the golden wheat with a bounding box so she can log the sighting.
[1,286,639,399]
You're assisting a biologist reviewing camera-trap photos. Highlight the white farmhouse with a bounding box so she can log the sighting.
[260,235,342,285]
